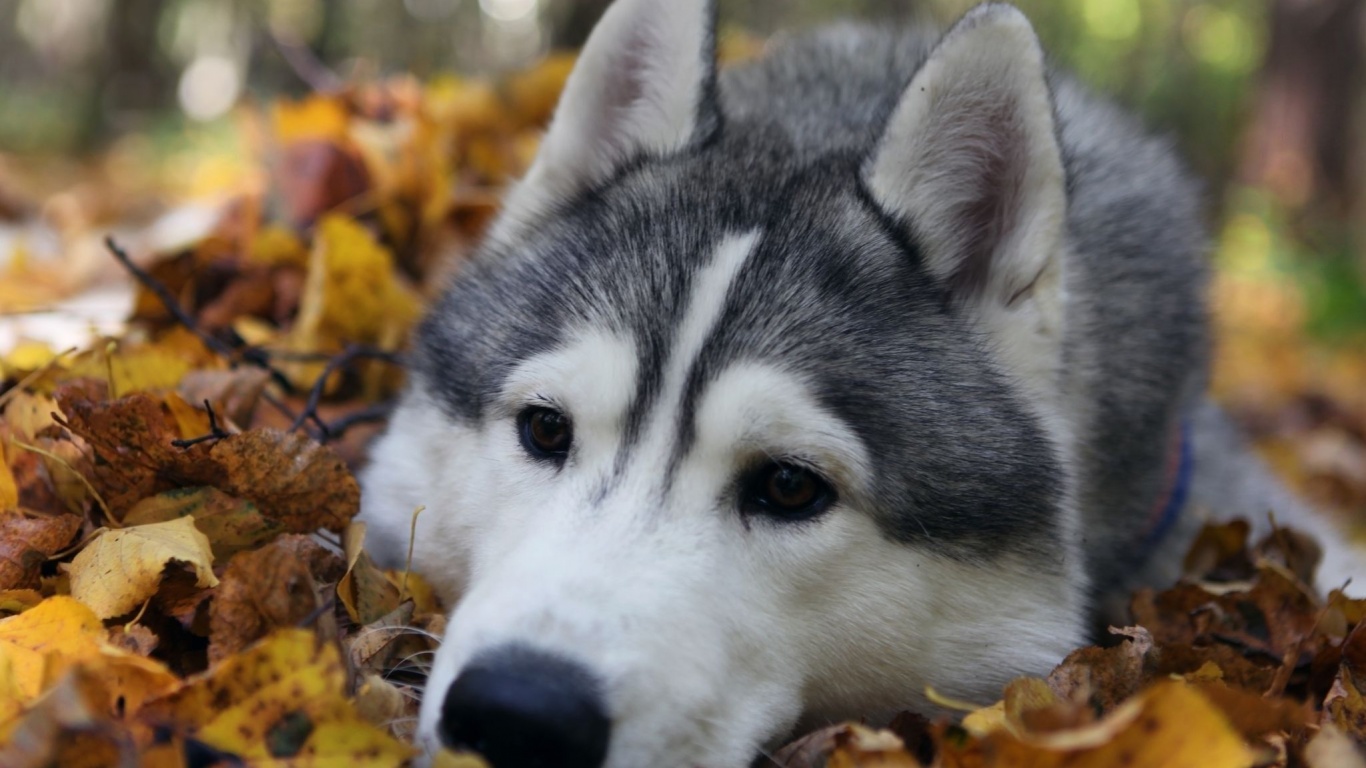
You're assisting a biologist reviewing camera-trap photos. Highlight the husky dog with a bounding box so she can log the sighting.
[359,1,1363,765]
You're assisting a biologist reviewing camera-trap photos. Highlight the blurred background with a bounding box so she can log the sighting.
[0,0,1363,518]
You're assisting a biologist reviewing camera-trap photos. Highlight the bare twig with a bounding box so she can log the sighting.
[316,400,395,442]
[104,236,295,393]
[288,344,403,436]
[171,400,230,449]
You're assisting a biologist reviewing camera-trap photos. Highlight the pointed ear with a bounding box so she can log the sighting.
[864,4,1065,308]
[495,0,718,239]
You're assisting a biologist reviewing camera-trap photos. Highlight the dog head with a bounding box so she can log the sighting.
[361,2,1088,765]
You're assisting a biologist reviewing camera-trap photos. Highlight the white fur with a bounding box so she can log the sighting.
[491,0,712,245]
[360,231,1088,767]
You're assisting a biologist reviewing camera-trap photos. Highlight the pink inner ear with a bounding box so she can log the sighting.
[598,29,653,136]
[936,95,1028,299]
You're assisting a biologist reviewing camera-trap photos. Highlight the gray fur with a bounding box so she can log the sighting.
[365,5,1366,763]
[414,17,1216,602]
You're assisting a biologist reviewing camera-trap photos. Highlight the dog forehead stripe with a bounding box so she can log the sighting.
[615,230,762,483]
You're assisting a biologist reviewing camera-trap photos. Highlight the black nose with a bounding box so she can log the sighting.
[439,646,611,768]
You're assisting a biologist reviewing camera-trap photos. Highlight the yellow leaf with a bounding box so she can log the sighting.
[337,522,400,625]
[961,699,1008,738]
[0,596,102,698]
[944,681,1255,768]
[1,391,58,439]
[144,628,413,766]
[0,594,178,725]
[248,224,309,268]
[66,344,193,396]
[163,392,212,440]
[291,214,420,358]
[0,644,25,734]
[432,750,492,768]
[273,95,350,143]
[68,518,219,620]
[1,340,58,376]
[124,487,284,563]
[0,441,17,512]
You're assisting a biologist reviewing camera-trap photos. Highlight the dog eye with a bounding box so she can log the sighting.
[519,406,573,460]
[743,462,835,521]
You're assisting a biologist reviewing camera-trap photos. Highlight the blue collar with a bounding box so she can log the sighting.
[1142,421,1193,551]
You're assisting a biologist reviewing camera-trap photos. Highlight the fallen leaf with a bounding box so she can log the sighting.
[123,486,284,562]
[0,596,180,714]
[0,440,18,511]
[201,429,359,533]
[208,535,341,664]
[142,628,413,766]
[338,523,401,625]
[178,367,272,430]
[0,511,82,590]
[940,681,1255,768]
[0,666,129,767]
[1,391,59,440]
[68,517,219,620]
[1046,626,1155,716]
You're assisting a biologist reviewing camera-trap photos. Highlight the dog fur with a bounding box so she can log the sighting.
[358,2,1365,765]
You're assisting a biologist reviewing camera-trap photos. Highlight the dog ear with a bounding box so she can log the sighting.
[864,4,1065,311]
[493,0,719,241]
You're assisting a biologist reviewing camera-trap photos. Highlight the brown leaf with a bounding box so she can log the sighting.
[1047,626,1155,716]
[1133,565,1321,660]
[1191,680,1311,741]
[199,430,360,534]
[179,368,272,430]
[0,511,81,590]
[58,384,359,533]
[1183,520,1256,582]
[55,383,192,513]
[208,535,339,664]
[107,622,161,657]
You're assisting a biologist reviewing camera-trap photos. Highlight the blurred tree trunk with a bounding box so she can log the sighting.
[95,0,175,144]
[549,0,614,48]
[1240,0,1365,222]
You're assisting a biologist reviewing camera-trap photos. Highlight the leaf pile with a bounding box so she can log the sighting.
[0,60,587,767]
[1,41,1365,767]
[770,521,1366,767]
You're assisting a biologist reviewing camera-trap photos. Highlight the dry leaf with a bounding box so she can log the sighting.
[338,523,401,625]
[941,681,1255,768]
[68,517,218,620]
[0,596,180,715]
[201,429,359,533]
[0,511,82,590]
[143,628,412,766]
[123,486,284,562]
[208,535,341,664]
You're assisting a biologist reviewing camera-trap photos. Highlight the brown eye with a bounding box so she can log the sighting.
[743,462,834,521]
[520,407,572,460]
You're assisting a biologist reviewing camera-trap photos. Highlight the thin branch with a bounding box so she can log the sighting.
[289,344,403,435]
[317,400,395,442]
[104,236,296,394]
[171,400,230,449]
